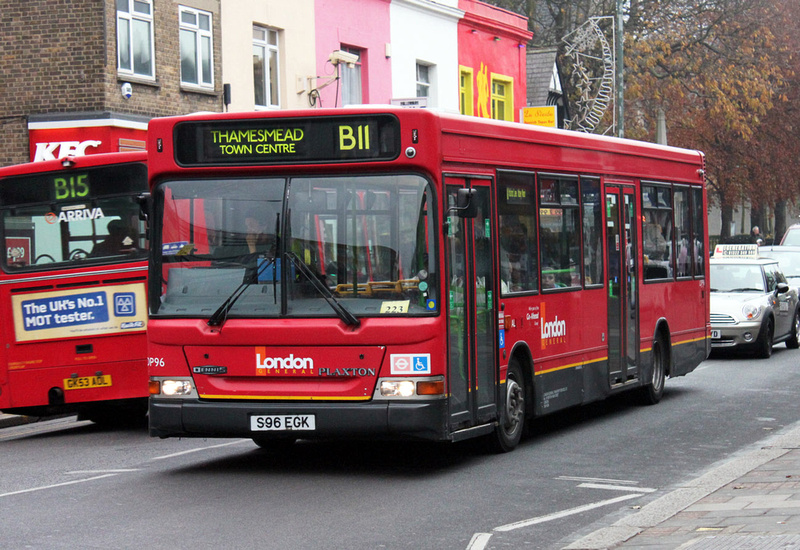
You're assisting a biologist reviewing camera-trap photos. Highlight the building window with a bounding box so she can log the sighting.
[459,67,474,116]
[117,0,154,79]
[253,26,280,108]
[180,7,213,88]
[340,46,362,106]
[491,75,514,122]
[416,63,431,98]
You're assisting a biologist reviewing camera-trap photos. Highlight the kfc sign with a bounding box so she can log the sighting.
[28,119,147,162]
[33,140,102,162]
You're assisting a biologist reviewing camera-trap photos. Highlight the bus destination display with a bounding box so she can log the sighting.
[174,115,401,166]
[0,163,147,206]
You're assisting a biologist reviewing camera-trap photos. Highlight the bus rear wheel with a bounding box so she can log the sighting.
[491,360,525,452]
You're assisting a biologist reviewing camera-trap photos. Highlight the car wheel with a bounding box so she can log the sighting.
[787,311,800,349]
[756,318,774,359]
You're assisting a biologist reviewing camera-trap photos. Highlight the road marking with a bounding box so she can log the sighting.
[466,533,492,550]
[66,469,140,475]
[557,476,639,485]
[0,474,118,498]
[578,483,656,493]
[467,492,646,549]
[150,439,250,460]
[494,493,643,532]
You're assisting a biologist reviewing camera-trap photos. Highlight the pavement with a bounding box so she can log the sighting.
[0,413,41,428]
[5,413,800,549]
[566,422,800,549]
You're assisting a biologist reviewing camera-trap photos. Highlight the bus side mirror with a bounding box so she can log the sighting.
[446,188,477,219]
[137,192,151,240]
[137,192,151,222]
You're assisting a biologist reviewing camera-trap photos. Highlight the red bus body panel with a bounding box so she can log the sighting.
[0,152,149,416]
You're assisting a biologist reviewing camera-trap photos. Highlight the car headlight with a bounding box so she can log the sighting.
[742,303,762,320]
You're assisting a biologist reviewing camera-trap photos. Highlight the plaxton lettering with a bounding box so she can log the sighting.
[318,368,377,377]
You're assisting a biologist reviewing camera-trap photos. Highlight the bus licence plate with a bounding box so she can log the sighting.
[250,415,315,431]
[711,330,721,339]
[63,375,112,390]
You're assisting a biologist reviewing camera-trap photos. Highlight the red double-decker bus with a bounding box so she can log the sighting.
[146,107,708,451]
[0,152,149,424]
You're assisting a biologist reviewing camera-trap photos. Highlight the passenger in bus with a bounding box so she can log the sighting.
[541,269,557,289]
[499,218,530,293]
[643,222,668,260]
[89,219,138,257]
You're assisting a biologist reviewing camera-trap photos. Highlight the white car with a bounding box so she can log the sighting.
[710,255,799,358]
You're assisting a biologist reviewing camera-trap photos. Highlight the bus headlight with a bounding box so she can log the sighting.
[742,303,762,320]
[150,377,196,398]
[380,380,416,397]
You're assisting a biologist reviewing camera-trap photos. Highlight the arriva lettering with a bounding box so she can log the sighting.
[56,207,105,223]
[34,140,102,162]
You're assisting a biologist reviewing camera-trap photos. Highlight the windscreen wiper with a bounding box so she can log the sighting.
[207,258,275,327]
[284,251,360,328]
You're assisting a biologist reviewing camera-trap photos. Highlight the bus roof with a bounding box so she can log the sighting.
[0,151,147,178]
[146,106,705,184]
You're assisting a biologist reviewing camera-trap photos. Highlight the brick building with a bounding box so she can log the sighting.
[0,0,223,167]
[0,0,538,167]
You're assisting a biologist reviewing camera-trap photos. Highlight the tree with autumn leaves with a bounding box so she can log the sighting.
[488,0,800,240]
[624,0,799,240]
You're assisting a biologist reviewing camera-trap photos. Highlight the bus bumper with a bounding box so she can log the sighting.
[149,398,449,442]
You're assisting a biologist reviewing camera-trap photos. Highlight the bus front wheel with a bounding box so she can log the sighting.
[491,360,525,452]
[641,336,667,405]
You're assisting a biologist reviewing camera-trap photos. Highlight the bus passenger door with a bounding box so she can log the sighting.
[605,185,638,387]
[444,178,497,430]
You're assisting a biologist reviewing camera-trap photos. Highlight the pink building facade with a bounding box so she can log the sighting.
[457,0,532,122]
[313,0,393,108]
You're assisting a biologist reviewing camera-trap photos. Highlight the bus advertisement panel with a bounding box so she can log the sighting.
[146,107,708,451]
[0,152,149,424]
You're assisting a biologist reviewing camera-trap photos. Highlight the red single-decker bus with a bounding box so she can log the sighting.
[0,152,149,424]
[146,107,709,451]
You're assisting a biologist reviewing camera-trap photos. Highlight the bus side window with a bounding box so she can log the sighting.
[539,176,580,290]
[497,171,537,294]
